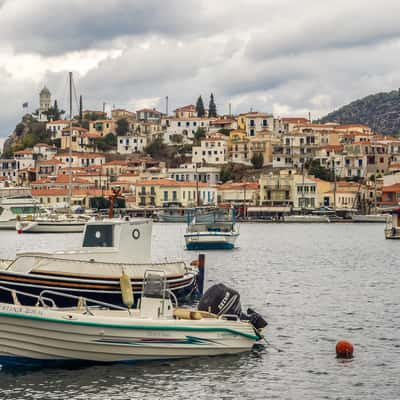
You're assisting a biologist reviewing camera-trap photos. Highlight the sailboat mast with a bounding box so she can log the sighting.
[68,72,73,211]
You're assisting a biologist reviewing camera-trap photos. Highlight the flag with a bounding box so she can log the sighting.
[22,102,28,109]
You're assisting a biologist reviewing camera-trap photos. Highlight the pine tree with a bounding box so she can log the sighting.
[208,93,217,117]
[195,96,205,117]
[53,100,60,120]
[79,95,83,121]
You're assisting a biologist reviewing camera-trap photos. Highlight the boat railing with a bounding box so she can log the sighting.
[0,285,56,308]
[39,290,128,311]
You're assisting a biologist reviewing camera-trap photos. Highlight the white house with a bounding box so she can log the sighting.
[117,135,147,154]
[164,117,213,144]
[46,120,70,140]
[168,164,221,185]
[192,136,228,165]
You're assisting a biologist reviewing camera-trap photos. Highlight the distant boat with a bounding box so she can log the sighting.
[351,214,388,223]
[185,209,239,250]
[385,209,400,239]
[16,214,88,233]
[284,214,330,223]
[0,197,43,230]
[157,207,219,223]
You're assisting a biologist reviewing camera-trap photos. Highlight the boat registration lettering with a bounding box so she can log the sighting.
[0,304,44,316]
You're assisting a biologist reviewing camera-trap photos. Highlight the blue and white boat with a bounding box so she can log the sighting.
[184,209,239,250]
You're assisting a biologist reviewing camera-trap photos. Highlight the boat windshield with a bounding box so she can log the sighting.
[83,224,114,247]
[10,206,38,215]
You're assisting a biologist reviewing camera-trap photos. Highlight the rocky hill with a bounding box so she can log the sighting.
[318,89,400,135]
[2,114,51,157]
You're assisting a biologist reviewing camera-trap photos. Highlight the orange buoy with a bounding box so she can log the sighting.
[336,340,354,358]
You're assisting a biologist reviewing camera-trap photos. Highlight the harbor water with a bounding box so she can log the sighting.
[0,223,399,399]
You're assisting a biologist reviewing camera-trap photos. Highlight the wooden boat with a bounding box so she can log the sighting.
[0,218,202,306]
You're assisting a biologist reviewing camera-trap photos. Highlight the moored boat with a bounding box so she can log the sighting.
[351,214,388,223]
[185,209,239,250]
[16,214,88,233]
[0,197,43,230]
[384,209,400,239]
[0,218,202,306]
[284,214,330,223]
[0,274,266,366]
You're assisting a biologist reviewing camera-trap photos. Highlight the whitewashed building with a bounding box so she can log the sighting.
[192,136,228,165]
[117,135,147,154]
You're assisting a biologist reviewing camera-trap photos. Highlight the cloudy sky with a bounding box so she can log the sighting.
[1,0,400,138]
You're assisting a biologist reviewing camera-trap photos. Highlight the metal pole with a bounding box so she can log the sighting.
[68,72,73,212]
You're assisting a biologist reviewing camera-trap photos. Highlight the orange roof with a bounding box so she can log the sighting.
[14,150,33,155]
[57,151,105,158]
[32,175,92,185]
[39,159,63,165]
[383,184,400,192]
[47,120,69,124]
[32,188,113,197]
[103,160,130,166]
[281,117,309,123]
[217,182,259,190]
[175,105,195,112]
[62,127,88,132]
[337,124,370,129]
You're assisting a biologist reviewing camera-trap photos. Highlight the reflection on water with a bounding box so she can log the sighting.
[0,223,399,399]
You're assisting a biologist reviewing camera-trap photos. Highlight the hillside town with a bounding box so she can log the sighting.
[1,86,400,218]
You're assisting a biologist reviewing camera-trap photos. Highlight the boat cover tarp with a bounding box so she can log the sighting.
[6,255,187,279]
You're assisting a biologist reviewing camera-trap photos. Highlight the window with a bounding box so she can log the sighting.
[172,191,177,201]
[177,122,181,127]
[83,225,113,247]
[186,122,190,127]
[163,191,168,201]
[193,122,197,126]
[250,119,255,127]
[263,119,268,127]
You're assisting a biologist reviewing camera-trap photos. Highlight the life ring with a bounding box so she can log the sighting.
[132,229,140,240]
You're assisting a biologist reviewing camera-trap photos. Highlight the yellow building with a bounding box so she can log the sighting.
[134,179,217,207]
[89,119,116,136]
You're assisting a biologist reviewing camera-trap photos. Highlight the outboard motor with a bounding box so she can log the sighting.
[198,283,241,317]
[198,284,268,330]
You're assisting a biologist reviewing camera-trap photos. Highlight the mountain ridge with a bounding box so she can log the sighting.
[318,89,400,135]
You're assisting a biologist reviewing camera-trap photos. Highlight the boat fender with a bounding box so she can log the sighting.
[132,229,140,240]
[120,270,134,308]
[173,308,202,320]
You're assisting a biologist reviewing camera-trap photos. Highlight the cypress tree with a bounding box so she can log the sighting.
[79,95,83,121]
[195,96,205,117]
[208,93,217,117]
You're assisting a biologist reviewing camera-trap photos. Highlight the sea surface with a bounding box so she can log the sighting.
[0,223,398,399]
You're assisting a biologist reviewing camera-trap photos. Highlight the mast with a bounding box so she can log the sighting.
[68,72,73,212]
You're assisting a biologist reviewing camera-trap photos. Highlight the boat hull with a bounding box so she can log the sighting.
[0,305,259,365]
[185,233,238,250]
[352,215,387,223]
[0,271,199,307]
[18,221,85,233]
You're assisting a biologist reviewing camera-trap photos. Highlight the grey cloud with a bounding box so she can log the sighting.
[0,0,221,55]
[246,1,400,60]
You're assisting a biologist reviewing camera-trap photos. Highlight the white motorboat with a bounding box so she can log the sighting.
[0,273,266,366]
[0,218,202,306]
[185,209,239,250]
[0,197,43,230]
[351,214,388,223]
[16,214,89,233]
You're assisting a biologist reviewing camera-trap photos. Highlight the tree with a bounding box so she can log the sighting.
[196,96,205,117]
[45,100,64,121]
[193,127,206,144]
[220,163,234,183]
[94,133,117,152]
[308,159,334,181]
[116,118,130,136]
[144,137,167,158]
[251,152,264,169]
[79,95,83,121]
[208,93,217,117]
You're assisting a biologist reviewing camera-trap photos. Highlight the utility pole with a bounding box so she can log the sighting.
[229,103,232,117]
[165,96,169,116]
